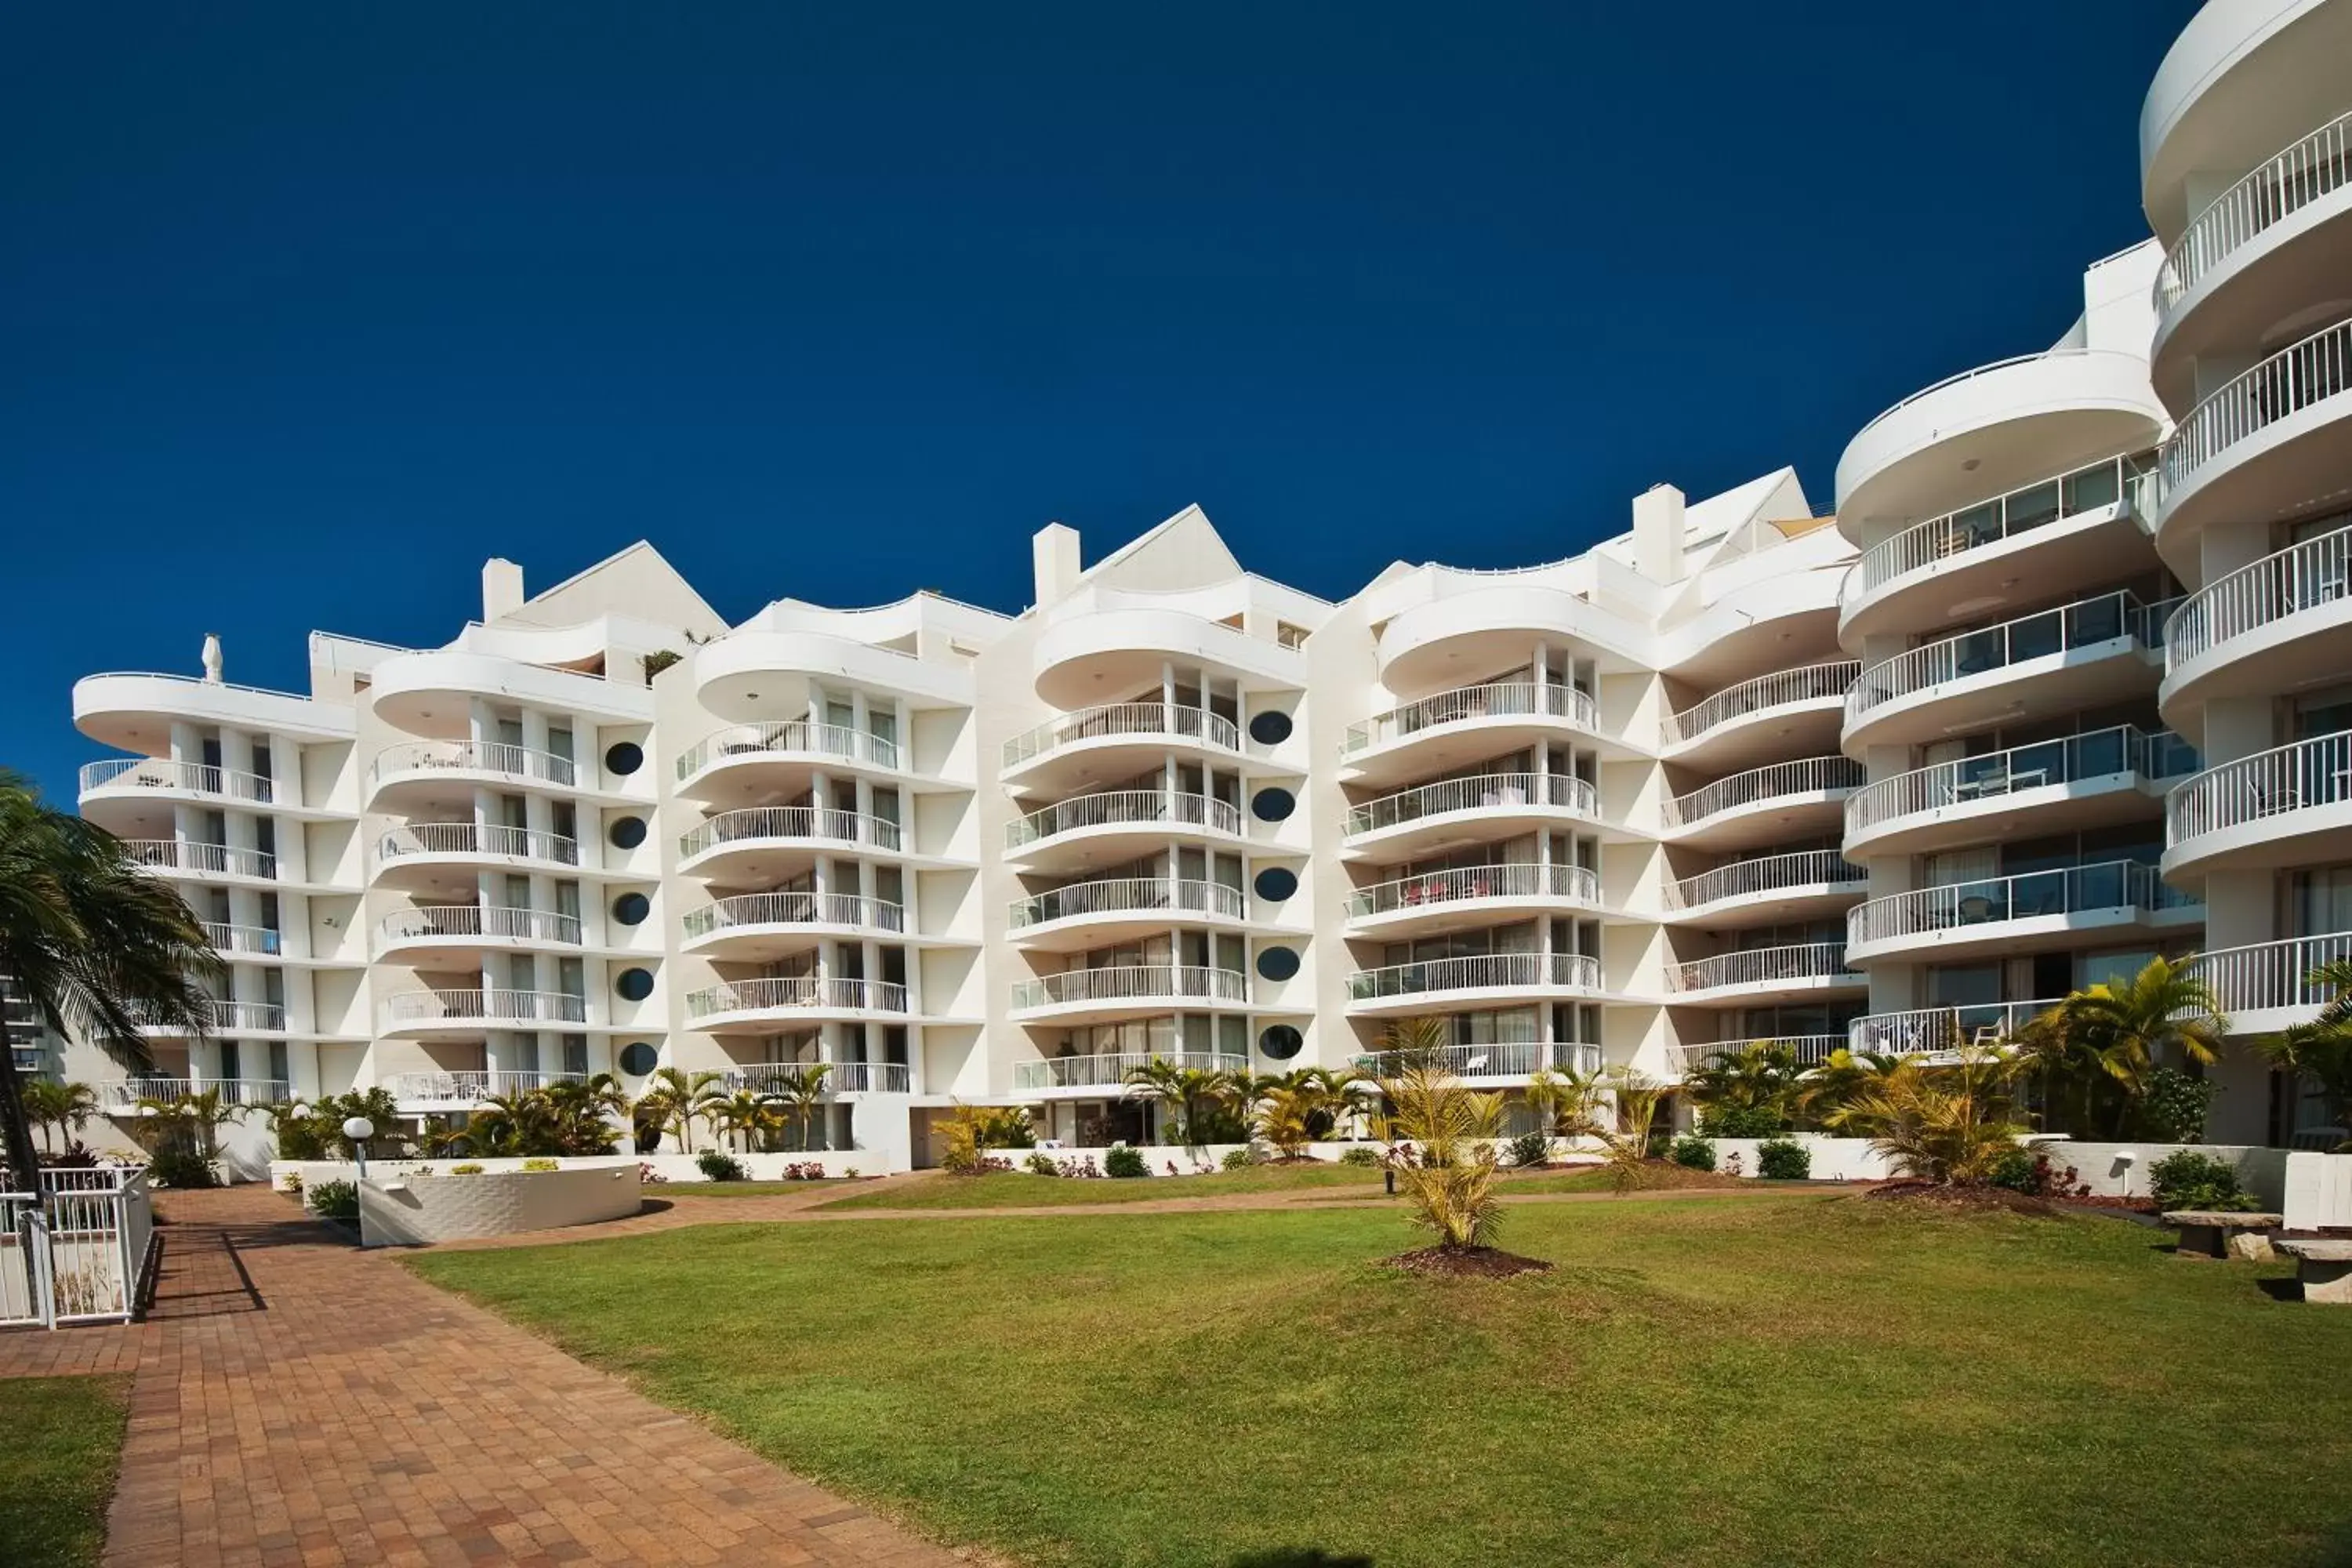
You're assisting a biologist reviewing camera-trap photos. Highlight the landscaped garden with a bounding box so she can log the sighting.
[0,1374,130,1568]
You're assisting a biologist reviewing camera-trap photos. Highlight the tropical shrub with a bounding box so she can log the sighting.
[1370,1018,1507,1250]
[1103,1144,1149,1178]
[1221,1147,1259,1171]
[2148,1150,2258,1213]
[1250,1086,1316,1160]
[307,1178,358,1220]
[278,1171,304,1195]
[1682,1042,1800,1134]
[1024,1151,1062,1177]
[1668,1135,1716,1172]
[1505,1131,1552,1169]
[2133,1066,2214,1142]
[934,1103,989,1174]
[1058,1156,1102,1178]
[521,1157,560,1172]
[450,1163,485,1175]
[696,1149,747,1181]
[1698,1104,1784,1138]
[776,1161,828,1181]
[1836,1051,2029,1185]
[975,1105,1036,1149]
[1755,1139,1810,1181]
[145,1146,216,1189]
[1337,1145,1382,1167]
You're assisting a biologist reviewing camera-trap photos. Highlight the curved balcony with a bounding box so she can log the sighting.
[1029,592,1307,710]
[101,1076,291,1109]
[201,922,285,958]
[1357,1039,1599,1083]
[1011,1049,1247,1097]
[723,1060,913,1096]
[1343,951,1602,1018]
[1842,591,2174,751]
[2188,930,2352,1035]
[79,757,279,812]
[1844,726,2194,858]
[1662,662,1854,770]
[374,906,583,962]
[1662,850,1865,929]
[122,839,277,884]
[1845,860,2198,966]
[673,721,904,804]
[1345,862,1600,940]
[1668,942,1861,1007]
[684,976,908,1032]
[387,1069,590,1109]
[129,996,284,1036]
[1341,771,1597,859]
[2164,733,2352,880]
[1838,452,2157,645]
[1009,964,1248,1025]
[677,807,902,877]
[1661,757,1860,851]
[379,989,589,1036]
[2163,521,2352,713]
[376,823,579,885]
[1004,789,1241,872]
[2155,318,2352,565]
[73,670,351,754]
[1341,681,1603,786]
[368,740,580,804]
[1001,703,1243,795]
[680,892,906,958]
[1671,1034,1847,1074]
[1009,877,1247,951]
[1849,998,2066,1058]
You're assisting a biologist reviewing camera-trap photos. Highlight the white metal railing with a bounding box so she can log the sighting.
[683,892,906,940]
[1346,951,1600,1001]
[386,1069,589,1102]
[2157,110,2352,313]
[1847,726,2197,837]
[378,822,580,866]
[1845,452,2154,608]
[100,1077,291,1107]
[675,720,901,782]
[1847,860,2196,949]
[2188,931,2352,1018]
[1011,1050,1248,1092]
[1849,1000,2066,1056]
[1845,591,2178,726]
[1672,942,1859,994]
[723,1060,911,1094]
[1665,757,1861,829]
[1011,878,1246,927]
[0,1169,158,1329]
[201,922,285,956]
[1674,1035,1849,1071]
[1348,862,1599,918]
[1359,1041,1604,1078]
[2168,733,2352,848]
[1666,850,1863,912]
[1344,681,1598,756]
[122,839,276,880]
[1345,772,1597,838]
[1011,965,1249,1010]
[1003,703,1242,769]
[376,906,583,946]
[371,739,579,789]
[2161,317,2352,500]
[684,976,909,1018]
[206,1000,285,1033]
[78,757,278,804]
[379,989,588,1029]
[1849,348,2100,441]
[1666,662,1857,746]
[679,807,902,860]
[2167,521,2352,670]
[1007,789,1241,849]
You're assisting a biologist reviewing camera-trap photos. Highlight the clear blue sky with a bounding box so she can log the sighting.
[2,2,2199,800]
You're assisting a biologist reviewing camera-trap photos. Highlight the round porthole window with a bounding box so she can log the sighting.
[615,967,655,1002]
[1258,1025,1304,1062]
[612,891,651,927]
[604,741,644,776]
[1253,866,1298,902]
[619,1041,658,1076]
[1248,710,1293,746]
[608,815,648,850]
[1250,787,1295,822]
[1255,946,1300,982]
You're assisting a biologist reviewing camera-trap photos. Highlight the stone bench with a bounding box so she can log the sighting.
[2276,1240,2352,1305]
[2161,1210,2283,1260]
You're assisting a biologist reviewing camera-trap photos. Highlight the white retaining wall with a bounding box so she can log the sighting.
[356,1160,642,1247]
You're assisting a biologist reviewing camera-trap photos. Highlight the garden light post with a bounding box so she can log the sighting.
[344,1116,376,1182]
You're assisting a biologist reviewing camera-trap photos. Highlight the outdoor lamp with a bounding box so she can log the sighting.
[344,1116,376,1181]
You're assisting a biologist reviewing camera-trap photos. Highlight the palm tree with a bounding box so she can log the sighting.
[1523,1063,1605,1159]
[2263,958,2352,1142]
[1588,1070,1668,1194]
[770,1064,831,1152]
[134,1087,249,1173]
[1836,1047,2030,1185]
[634,1067,724,1153]
[1369,1018,1505,1252]
[0,770,222,1191]
[20,1079,99,1156]
[1121,1059,1225,1148]
[713,1089,785,1153]
[1681,1040,1801,1134]
[1795,1047,1902,1131]
[1250,1085,1316,1160]
[2042,956,2227,1137]
[539,1075,625,1155]
[466,1091,548,1156]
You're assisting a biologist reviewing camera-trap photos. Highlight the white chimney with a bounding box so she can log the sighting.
[482,558,524,622]
[1633,485,1686,584]
[1033,523,1080,607]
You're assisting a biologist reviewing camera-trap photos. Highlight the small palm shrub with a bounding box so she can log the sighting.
[307,1178,358,1220]
[1669,1135,1716,1171]
[2148,1150,2258,1212]
[1755,1139,1810,1181]
[1221,1147,1261,1171]
[1337,1145,1382,1167]
[1504,1131,1551,1169]
[1024,1151,1061,1176]
[696,1149,747,1181]
[147,1147,218,1189]
[521,1158,560,1172]
[975,1105,1037,1149]
[1103,1145,1149,1178]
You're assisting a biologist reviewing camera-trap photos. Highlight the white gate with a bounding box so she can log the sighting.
[0,1169,158,1330]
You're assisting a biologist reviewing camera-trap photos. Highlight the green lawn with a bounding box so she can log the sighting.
[407,1194,2352,1567]
[0,1375,130,1568]
[818,1163,1386,1209]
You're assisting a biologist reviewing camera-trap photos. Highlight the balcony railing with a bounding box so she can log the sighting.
[1664,757,1861,829]
[371,739,579,789]
[206,1000,286,1033]
[1665,662,1857,746]
[1666,850,1863,912]
[2167,521,2352,671]
[1671,942,1859,995]
[201,922,285,956]
[2188,931,2352,1018]
[1345,772,1597,838]
[2156,110,2352,313]
[1011,878,1246,928]
[675,720,901,782]
[1006,789,1240,849]
[684,976,908,1018]
[1011,1050,1248,1093]
[79,757,278,805]
[100,1077,290,1108]
[1011,965,1249,1011]
[387,1069,588,1102]
[2167,733,2352,848]
[683,892,906,940]
[1003,703,1241,769]
[1845,452,2154,608]
[2161,317,2352,500]
[1348,862,1599,919]
[1343,681,1597,756]
[379,822,579,866]
[1846,726,2197,837]
[679,807,902,860]
[1850,348,2101,440]
[1346,951,1600,1001]
[122,840,276,880]
[379,989,588,1029]
[376,906,583,946]
[1846,591,2177,726]
[1849,999,2069,1055]
[724,1060,912,1094]
[1673,1035,1848,1072]
[1847,860,2195,949]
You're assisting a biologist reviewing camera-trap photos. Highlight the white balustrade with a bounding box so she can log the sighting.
[122,840,277,880]
[387,1069,589,1102]
[1011,965,1249,1010]
[1007,789,1240,849]
[1003,703,1242,769]
[1665,662,1857,746]
[2188,931,2352,1018]
[1846,591,2177,725]
[675,720,900,782]
[376,906,583,946]
[100,1077,291,1108]
[1348,862,1598,918]
[1847,860,2194,949]
[683,892,905,939]
[1344,681,1597,755]
[1011,1050,1248,1092]
[1346,951,1599,1001]
[1849,1000,2067,1056]
[1664,757,1861,829]
[684,976,908,1018]
[79,757,278,804]
[1671,942,1857,994]
[1011,878,1246,927]
[1666,851,1862,912]
[2168,733,2352,848]
[371,739,578,789]
[378,822,580,866]
[1844,452,2153,608]
[1345,772,1596,838]
[2156,111,2351,312]
[379,989,589,1029]
[1846,726,2196,837]
[679,807,902,860]
[1673,1035,1848,1071]
[2166,521,2352,671]
[2161,317,2352,499]
[201,922,285,956]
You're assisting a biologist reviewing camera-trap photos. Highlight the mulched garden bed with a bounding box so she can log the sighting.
[1862,1181,2061,1216]
[1381,1246,1555,1278]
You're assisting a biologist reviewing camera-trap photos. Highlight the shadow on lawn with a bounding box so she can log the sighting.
[1227,1552,1374,1567]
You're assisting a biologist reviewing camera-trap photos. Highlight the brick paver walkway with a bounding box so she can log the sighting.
[0,1187,964,1567]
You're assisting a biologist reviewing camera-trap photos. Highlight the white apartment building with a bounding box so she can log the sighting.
[49,0,2352,1163]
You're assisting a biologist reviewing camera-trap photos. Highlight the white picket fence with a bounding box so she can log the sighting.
[0,1167,158,1330]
